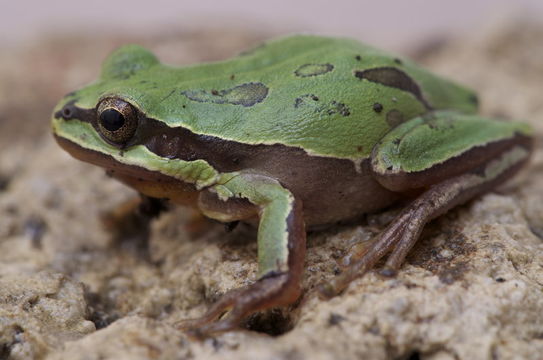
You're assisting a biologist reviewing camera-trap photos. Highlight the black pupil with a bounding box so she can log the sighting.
[100,109,125,132]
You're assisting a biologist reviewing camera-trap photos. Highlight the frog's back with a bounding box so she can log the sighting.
[95,35,480,160]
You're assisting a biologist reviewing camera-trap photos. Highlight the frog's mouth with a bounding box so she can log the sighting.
[54,134,201,204]
[54,134,199,206]
[52,100,173,182]
[54,134,181,184]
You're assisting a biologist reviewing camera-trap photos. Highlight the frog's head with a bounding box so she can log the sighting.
[52,44,166,161]
[51,45,220,195]
[52,44,160,154]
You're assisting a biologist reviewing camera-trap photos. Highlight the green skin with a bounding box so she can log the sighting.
[51,35,533,337]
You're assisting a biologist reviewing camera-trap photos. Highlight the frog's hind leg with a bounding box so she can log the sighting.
[318,207,409,297]
[177,174,306,338]
[320,111,533,298]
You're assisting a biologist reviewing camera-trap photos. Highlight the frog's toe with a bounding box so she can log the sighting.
[176,286,245,336]
[177,273,301,338]
[339,235,384,268]
[181,317,242,340]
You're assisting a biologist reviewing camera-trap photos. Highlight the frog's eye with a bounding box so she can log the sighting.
[97,98,138,145]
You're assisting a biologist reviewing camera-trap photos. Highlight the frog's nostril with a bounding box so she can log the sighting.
[62,106,73,118]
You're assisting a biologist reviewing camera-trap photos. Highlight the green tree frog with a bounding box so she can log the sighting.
[51,35,533,337]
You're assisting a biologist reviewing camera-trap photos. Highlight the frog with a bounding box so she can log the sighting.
[51,34,533,337]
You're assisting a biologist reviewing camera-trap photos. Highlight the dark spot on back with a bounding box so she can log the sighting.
[182,82,269,107]
[294,94,320,108]
[294,95,350,117]
[355,55,362,61]
[230,74,235,80]
[327,102,351,117]
[386,109,406,127]
[330,102,350,116]
[294,63,334,77]
[394,58,403,65]
[373,103,383,113]
[354,67,432,109]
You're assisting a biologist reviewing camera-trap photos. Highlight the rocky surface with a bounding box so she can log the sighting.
[1,23,542,360]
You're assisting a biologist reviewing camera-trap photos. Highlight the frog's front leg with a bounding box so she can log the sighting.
[320,111,533,297]
[177,173,306,337]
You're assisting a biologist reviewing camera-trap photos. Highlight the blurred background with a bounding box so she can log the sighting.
[1,0,542,149]
[3,0,543,51]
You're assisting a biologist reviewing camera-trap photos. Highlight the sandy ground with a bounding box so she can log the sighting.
[1,23,542,360]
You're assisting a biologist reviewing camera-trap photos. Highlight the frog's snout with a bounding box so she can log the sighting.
[52,99,96,128]
[55,103,76,120]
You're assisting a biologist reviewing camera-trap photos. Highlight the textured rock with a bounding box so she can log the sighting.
[0,272,95,360]
[46,317,190,360]
[0,23,542,360]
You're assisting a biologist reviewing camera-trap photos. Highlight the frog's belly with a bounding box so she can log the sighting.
[250,153,400,226]
[182,139,402,227]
